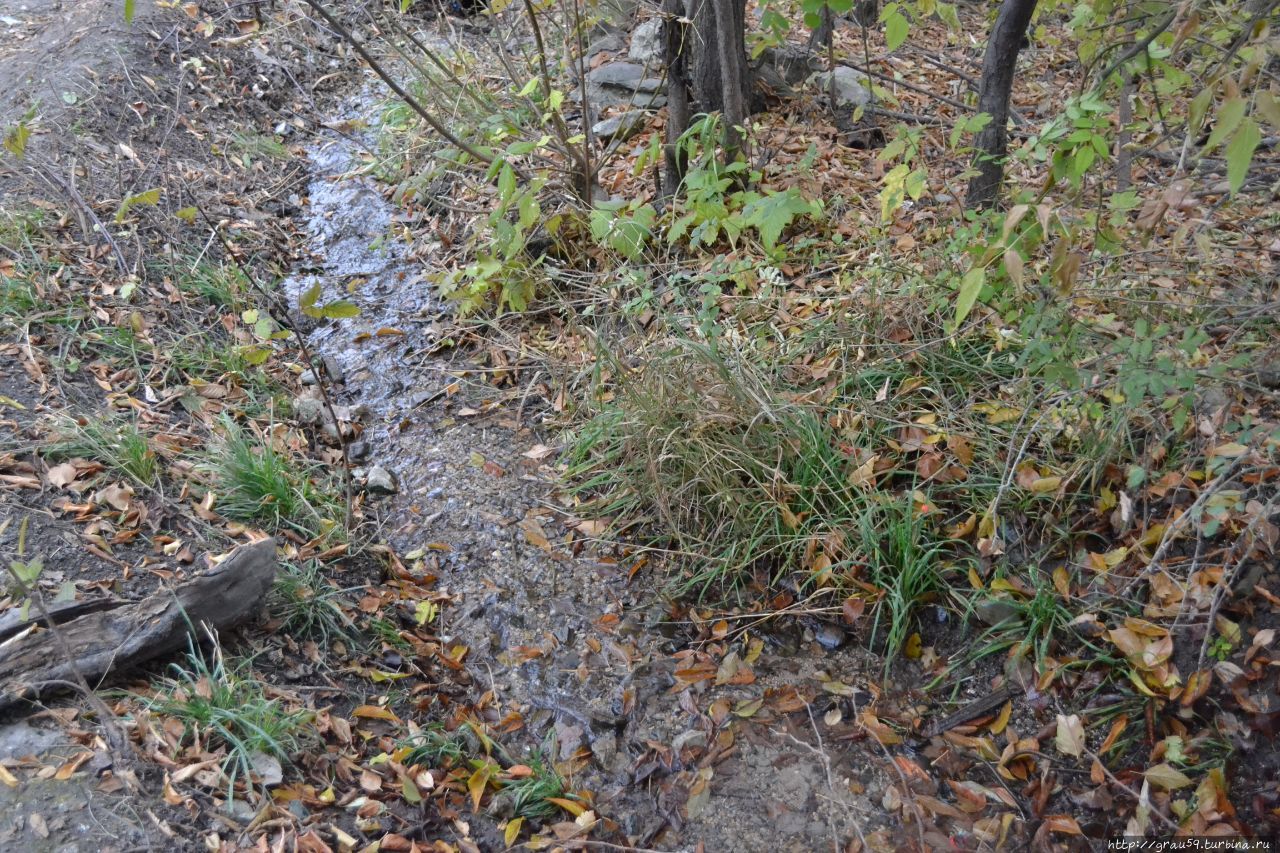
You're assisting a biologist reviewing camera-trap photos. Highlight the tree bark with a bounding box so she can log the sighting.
[965,0,1038,209]
[711,0,750,160]
[663,0,692,196]
[689,0,751,117]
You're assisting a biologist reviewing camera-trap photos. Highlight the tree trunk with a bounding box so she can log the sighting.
[663,0,692,196]
[711,0,750,160]
[689,0,750,117]
[965,0,1038,209]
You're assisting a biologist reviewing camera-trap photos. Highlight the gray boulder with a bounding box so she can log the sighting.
[592,111,649,142]
[814,66,871,107]
[628,19,665,65]
[588,62,666,95]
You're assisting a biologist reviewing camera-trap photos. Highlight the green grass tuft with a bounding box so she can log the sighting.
[141,637,314,803]
[269,560,357,646]
[204,416,338,536]
[50,414,159,487]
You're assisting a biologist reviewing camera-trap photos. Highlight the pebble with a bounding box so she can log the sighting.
[814,622,846,651]
[366,465,398,494]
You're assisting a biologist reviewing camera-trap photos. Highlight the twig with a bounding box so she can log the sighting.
[25,158,129,274]
[865,106,946,126]
[838,59,974,114]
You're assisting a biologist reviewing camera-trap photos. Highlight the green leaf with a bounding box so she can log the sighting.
[1225,118,1261,195]
[317,300,360,319]
[299,282,321,316]
[740,189,817,251]
[1203,97,1246,153]
[175,206,198,224]
[124,0,135,23]
[1257,91,1280,132]
[954,266,985,326]
[114,187,162,224]
[884,9,909,51]
[3,122,31,159]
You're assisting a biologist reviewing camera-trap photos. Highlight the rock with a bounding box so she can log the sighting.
[813,66,871,108]
[300,355,343,385]
[974,597,1022,627]
[757,44,818,86]
[591,0,639,36]
[628,18,664,65]
[813,622,846,651]
[293,395,324,425]
[590,731,618,768]
[1256,360,1280,389]
[588,62,666,95]
[585,33,625,59]
[366,465,398,495]
[347,439,371,462]
[592,111,649,141]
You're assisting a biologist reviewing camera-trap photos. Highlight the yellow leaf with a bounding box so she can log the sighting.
[504,817,524,847]
[989,701,1012,735]
[1052,566,1072,599]
[0,766,16,788]
[467,766,491,812]
[547,796,586,816]
[848,454,879,489]
[1210,442,1248,458]
[1029,476,1061,493]
[948,514,976,539]
[973,402,1022,424]
[1144,762,1193,790]
[903,632,923,659]
[352,705,401,722]
[968,566,984,590]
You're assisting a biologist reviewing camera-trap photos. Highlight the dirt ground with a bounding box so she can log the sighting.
[8,1,1265,851]
[0,3,924,850]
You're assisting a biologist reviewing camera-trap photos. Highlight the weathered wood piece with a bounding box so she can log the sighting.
[0,539,277,708]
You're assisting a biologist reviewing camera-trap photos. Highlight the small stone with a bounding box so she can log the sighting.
[813,66,871,108]
[757,44,817,86]
[1256,361,1280,389]
[347,440,371,462]
[974,598,1022,627]
[366,465,398,495]
[301,356,344,385]
[592,111,648,142]
[590,731,618,768]
[628,18,664,65]
[585,33,625,59]
[294,396,324,425]
[814,622,846,651]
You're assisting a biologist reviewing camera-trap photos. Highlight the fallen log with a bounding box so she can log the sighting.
[0,538,277,709]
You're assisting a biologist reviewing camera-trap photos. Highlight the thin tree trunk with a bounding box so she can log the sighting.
[663,0,692,196]
[807,6,834,54]
[711,0,750,160]
[965,0,1038,209]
